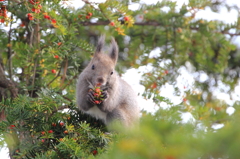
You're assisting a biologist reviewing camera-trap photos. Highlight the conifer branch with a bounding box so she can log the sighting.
[79,21,240,36]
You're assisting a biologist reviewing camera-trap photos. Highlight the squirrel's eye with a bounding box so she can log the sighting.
[110,71,113,75]
[92,65,95,70]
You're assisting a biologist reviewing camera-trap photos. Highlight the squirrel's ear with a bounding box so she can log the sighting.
[109,37,118,64]
[96,35,105,53]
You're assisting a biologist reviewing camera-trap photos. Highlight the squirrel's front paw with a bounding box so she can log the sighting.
[101,91,108,100]
[87,90,96,105]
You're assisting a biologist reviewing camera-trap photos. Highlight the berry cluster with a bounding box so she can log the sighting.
[85,12,93,19]
[0,5,7,23]
[41,121,68,143]
[27,0,57,27]
[90,84,104,104]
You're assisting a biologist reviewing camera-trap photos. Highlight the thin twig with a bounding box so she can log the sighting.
[78,21,240,36]
[7,14,14,80]
[60,74,78,91]
[60,57,68,87]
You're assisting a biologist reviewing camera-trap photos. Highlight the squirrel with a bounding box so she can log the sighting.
[76,35,139,127]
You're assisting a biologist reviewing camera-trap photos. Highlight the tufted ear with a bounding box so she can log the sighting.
[95,35,105,53]
[109,37,119,65]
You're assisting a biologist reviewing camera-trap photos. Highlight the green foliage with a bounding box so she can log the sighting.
[101,104,240,159]
[0,91,109,158]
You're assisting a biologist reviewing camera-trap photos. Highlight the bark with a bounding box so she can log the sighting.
[0,64,18,119]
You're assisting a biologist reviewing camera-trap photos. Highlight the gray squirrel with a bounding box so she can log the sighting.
[76,36,139,127]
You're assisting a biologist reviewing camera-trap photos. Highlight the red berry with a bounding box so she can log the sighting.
[32,7,41,13]
[27,13,34,20]
[94,100,100,104]
[57,42,62,46]
[87,12,93,16]
[9,125,15,129]
[52,123,57,127]
[44,15,51,20]
[85,15,90,19]
[29,0,34,4]
[41,131,45,135]
[51,19,57,24]
[183,98,187,102]
[20,23,25,27]
[48,130,53,133]
[151,82,157,89]
[92,150,98,155]
[94,93,99,97]
[95,88,101,93]
[96,83,101,86]
[124,16,129,21]
[41,139,45,143]
[63,130,68,134]
[59,122,64,127]
[51,69,56,74]
[109,22,115,26]
[164,70,168,74]
[54,55,59,59]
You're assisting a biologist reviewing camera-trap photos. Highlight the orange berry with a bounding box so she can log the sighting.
[176,28,182,33]
[63,130,68,134]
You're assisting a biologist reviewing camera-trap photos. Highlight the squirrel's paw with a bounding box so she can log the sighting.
[87,90,96,105]
[102,91,108,100]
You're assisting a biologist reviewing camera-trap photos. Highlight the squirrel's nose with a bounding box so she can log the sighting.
[97,77,104,84]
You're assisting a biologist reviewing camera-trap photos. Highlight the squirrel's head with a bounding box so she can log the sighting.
[87,35,118,87]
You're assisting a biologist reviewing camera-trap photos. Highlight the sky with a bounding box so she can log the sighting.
[1,0,240,158]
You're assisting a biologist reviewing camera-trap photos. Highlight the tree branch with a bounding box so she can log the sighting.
[0,64,18,121]
[0,65,18,98]
[79,21,240,36]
